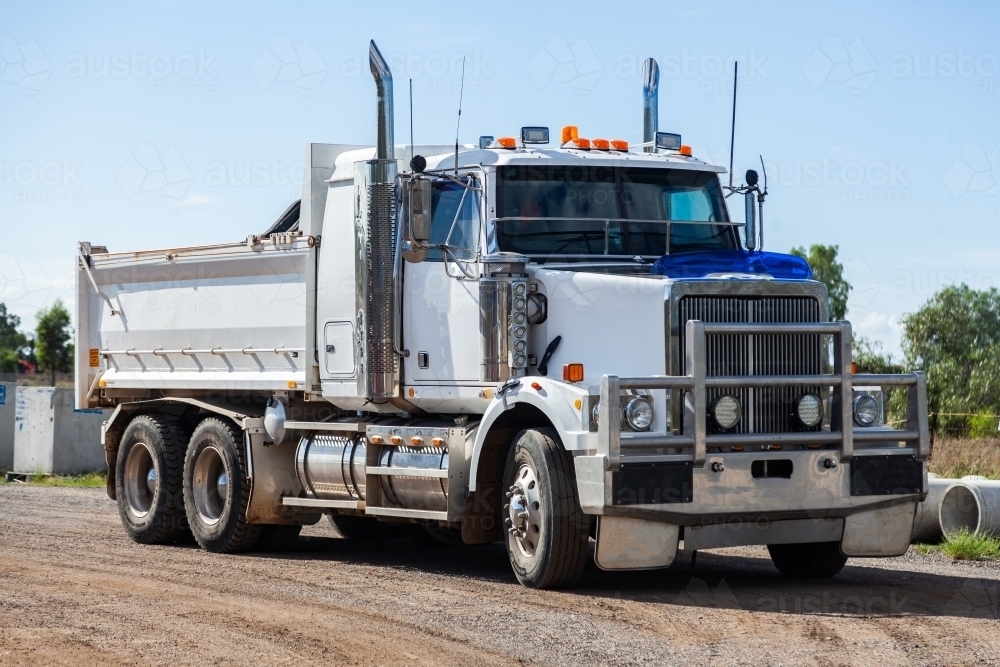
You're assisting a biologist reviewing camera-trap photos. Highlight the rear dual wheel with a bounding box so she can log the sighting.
[183,418,262,553]
[116,414,190,544]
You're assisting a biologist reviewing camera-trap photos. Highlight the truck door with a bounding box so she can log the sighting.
[403,175,482,383]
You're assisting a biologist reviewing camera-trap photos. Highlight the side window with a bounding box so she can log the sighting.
[427,178,481,261]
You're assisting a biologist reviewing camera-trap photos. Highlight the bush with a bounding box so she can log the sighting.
[968,413,1000,439]
[941,529,1000,561]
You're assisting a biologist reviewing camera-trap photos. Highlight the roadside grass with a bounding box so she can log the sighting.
[0,470,106,488]
[929,437,1000,479]
[916,530,1000,561]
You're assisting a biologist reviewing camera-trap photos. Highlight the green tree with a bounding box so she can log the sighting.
[790,244,851,320]
[36,301,74,386]
[0,303,29,374]
[902,285,1000,431]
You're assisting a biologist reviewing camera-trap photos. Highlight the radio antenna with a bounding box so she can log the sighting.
[454,55,466,174]
[409,78,414,167]
[728,61,738,189]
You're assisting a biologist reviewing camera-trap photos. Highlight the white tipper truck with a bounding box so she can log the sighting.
[76,41,929,588]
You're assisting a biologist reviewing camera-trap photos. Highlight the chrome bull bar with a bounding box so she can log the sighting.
[597,320,929,472]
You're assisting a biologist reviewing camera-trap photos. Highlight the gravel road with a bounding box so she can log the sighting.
[1,485,997,666]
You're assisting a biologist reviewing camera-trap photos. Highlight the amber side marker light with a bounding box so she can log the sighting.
[390,435,403,445]
[563,363,584,383]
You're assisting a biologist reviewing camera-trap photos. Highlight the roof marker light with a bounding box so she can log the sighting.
[679,144,693,156]
[521,126,549,144]
[610,139,629,151]
[497,136,517,149]
[569,138,591,150]
[592,138,610,150]
[560,125,578,143]
[655,132,682,151]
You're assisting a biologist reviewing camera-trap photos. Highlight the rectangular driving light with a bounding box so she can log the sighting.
[521,126,550,144]
[655,132,682,151]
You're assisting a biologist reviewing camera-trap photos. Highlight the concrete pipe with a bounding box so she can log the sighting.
[910,473,954,543]
[939,478,1000,537]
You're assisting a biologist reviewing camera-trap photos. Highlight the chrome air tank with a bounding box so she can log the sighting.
[295,435,367,501]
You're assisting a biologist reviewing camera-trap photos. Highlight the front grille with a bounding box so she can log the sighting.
[678,296,824,434]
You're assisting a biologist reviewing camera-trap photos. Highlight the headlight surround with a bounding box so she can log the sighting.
[794,393,823,428]
[711,395,741,431]
[623,396,654,431]
[853,394,880,427]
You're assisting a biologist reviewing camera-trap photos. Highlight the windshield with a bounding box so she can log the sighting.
[494,166,736,259]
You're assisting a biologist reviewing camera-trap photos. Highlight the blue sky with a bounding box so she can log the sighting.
[2,0,998,358]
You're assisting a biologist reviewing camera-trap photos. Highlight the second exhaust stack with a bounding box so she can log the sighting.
[642,58,659,153]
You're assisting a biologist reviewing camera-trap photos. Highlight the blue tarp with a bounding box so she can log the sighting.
[651,250,813,280]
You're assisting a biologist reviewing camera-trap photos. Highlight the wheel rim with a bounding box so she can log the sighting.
[124,442,157,517]
[192,445,228,525]
[505,462,543,558]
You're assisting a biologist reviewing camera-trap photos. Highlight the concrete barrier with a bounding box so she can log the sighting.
[13,387,108,475]
[0,382,14,469]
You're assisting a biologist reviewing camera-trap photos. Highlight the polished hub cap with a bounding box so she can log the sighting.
[124,442,156,517]
[192,446,227,525]
[505,463,542,557]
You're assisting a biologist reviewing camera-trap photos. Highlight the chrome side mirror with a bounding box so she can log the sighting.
[744,190,757,251]
[402,176,432,263]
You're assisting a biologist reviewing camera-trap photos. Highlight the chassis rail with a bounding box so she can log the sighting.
[597,320,929,471]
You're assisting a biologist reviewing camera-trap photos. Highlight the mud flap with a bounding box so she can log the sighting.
[594,516,679,570]
[841,502,917,557]
[246,432,318,525]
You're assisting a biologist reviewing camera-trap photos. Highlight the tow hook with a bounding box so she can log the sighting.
[711,461,725,473]
[823,458,839,469]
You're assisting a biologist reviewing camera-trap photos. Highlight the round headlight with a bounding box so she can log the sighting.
[624,396,654,431]
[853,394,880,427]
[711,395,741,430]
[795,393,823,428]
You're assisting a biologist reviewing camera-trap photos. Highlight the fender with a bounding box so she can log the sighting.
[468,377,592,492]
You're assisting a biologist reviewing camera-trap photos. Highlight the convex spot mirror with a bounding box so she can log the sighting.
[402,175,432,263]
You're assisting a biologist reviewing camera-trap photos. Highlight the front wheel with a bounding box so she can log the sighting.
[183,418,261,553]
[767,541,848,578]
[502,428,589,589]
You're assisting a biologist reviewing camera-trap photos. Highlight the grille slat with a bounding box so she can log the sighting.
[679,296,822,435]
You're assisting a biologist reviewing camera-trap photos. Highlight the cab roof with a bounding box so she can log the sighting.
[329,144,726,181]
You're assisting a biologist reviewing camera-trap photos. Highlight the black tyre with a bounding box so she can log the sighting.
[115,414,190,544]
[327,514,392,539]
[183,418,261,553]
[502,428,589,589]
[255,524,302,552]
[767,541,848,578]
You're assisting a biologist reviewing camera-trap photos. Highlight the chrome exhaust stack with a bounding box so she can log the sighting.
[356,40,400,399]
[642,57,659,153]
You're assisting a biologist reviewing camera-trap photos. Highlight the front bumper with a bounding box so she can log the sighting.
[578,320,929,525]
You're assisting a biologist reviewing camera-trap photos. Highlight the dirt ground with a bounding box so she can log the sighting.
[1,486,998,666]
